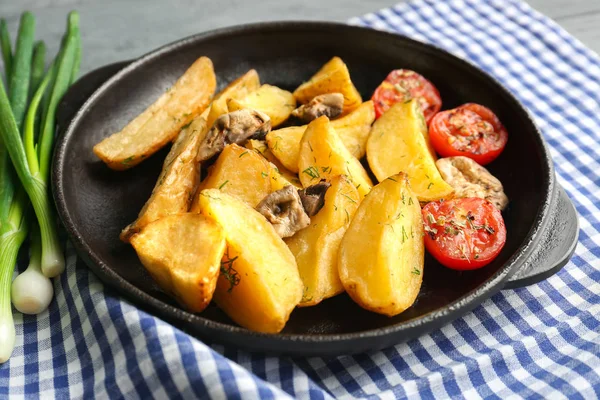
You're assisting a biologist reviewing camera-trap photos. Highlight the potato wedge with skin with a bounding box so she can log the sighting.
[207,69,261,128]
[197,189,303,333]
[294,57,362,115]
[94,56,216,170]
[298,116,372,197]
[338,173,424,316]
[367,100,454,202]
[245,140,302,188]
[265,126,304,173]
[190,144,290,211]
[332,101,375,159]
[130,213,226,313]
[286,175,360,306]
[227,84,296,127]
[120,116,208,242]
[265,102,375,171]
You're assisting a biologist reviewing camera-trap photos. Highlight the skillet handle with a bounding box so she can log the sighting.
[56,60,132,137]
[503,184,579,289]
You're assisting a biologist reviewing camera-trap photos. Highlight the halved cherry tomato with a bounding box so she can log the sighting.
[371,69,442,123]
[422,198,506,270]
[429,103,508,165]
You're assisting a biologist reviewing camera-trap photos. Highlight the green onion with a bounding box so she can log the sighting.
[38,12,78,181]
[0,19,12,85]
[0,10,82,365]
[11,223,54,315]
[0,213,27,363]
[9,12,35,129]
[29,41,46,98]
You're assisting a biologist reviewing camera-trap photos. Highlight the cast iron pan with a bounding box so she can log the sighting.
[52,22,579,356]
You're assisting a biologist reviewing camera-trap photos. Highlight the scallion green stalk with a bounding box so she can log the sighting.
[0,19,12,85]
[9,12,35,130]
[29,41,46,99]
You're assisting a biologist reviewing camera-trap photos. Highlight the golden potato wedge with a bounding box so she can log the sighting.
[196,189,303,333]
[227,84,295,127]
[265,102,375,172]
[120,116,208,241]
[293,57,362,115]
[367,100,454,202]
[265,126,304,173]
[298,116,372,197]
[190,144,290,211]
[130,213,226,313]
[332,101,375,159]
[94,56,216,170]
[207,69,261,128]
[338,173,424,316]
[285,175,360,306]
[245,139,302,188]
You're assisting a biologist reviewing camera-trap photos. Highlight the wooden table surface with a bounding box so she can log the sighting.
[1,0,598,76]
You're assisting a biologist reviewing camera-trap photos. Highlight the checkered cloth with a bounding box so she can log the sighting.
[2,0,599,397]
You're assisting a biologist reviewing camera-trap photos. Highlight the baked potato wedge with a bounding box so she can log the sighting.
[245,139,302,188]
[265,126,304,173]
[120,116,208,241]
[207,69,261,128]
[332,101,375,159]
[130,213,226,313]
[265,101,375,171]
[367,100,454,202]
[338,173,424,316]
[286,175,360,306]
[190,143,290,210]
[93,56,216,170]
[298,116,372,197]
[293,57,362,115]
[227,84,295,127]
[196,189,303,333]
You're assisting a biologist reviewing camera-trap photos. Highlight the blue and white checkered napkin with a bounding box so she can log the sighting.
[2,0,600,398]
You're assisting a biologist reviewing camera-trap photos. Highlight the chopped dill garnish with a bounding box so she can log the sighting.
[302,166,320,179]
[218,180,229,190]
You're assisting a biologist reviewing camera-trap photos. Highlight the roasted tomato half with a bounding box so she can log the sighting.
[371,69,442,123]
[422,197,506,270]
[429,103,508,165]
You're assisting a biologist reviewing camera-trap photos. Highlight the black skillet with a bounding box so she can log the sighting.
[52,22,579,357]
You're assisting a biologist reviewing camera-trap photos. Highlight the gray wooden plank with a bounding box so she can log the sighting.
[0,0,598,75]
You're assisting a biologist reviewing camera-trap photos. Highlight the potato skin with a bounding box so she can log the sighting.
[130,213,226,313]
[338,173,424,317]
[227,84,296,127]
[190,143,290,210]
[120,116,207,241]
[293,57,362,115]
[196,189,303,333]
[298,116,372,197]
[93,56,216,170]
[286,175,360,306]
[367,100,454,202]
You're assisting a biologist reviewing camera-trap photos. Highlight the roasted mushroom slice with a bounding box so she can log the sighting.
[291,93,344,123]
[197,109,271,162]
[256,186,310,238]
[436,156,509,210]
[298,180,331,217]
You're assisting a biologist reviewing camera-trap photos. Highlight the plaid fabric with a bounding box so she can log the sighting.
[2,0,599,397]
